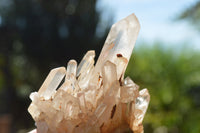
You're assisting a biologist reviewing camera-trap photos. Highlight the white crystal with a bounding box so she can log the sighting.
[120,77,139,103]
[38,67,66,100]
[102,61,117,94]
[28,13,150,133]
[134,89,150,125]
[77,50,95,89]
[66,60,77,83]
[95,14,140,79]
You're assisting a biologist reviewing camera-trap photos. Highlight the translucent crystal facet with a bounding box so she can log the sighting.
[28,13,150,133]
[95,14,140,79]
[38,67,66,100]
[66,60,77,82]
[77,50,95,89]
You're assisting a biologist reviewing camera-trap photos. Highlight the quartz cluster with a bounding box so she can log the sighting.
[28,14,150,133]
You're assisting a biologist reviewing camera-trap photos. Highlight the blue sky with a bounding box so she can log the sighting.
[97,0,200,49]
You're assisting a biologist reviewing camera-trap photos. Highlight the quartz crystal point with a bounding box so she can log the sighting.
[95,14,140,79]
[28,13,150,133]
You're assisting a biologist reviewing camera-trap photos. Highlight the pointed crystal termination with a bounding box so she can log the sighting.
[95,14,140,79]
[38,67,66,100]
[76,50,95,89]
[28,13,150,133]
[66,60,77,83]
[76,50,95,78]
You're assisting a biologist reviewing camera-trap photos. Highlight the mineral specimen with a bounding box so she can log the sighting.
[28,13,150,133]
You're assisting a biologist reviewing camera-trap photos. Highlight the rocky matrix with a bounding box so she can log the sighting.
[28,14,150,133]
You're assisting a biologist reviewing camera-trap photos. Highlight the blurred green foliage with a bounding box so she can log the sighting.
[126,43,200,133]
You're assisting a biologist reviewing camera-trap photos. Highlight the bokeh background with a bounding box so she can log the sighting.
[0,0,200,133]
